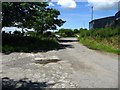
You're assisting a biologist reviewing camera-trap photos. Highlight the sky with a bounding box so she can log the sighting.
[48,0,119,29]
[2,0,119,32]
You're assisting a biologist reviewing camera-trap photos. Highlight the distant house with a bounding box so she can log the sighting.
[89,3,120,29]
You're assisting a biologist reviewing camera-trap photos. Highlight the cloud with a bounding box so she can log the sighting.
[87,0,120,10]
[49,2,54,6]
[51,0,87,2]
[57,0,77,9]
[49,0,120,10]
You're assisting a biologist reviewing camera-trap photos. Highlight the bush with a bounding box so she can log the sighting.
[57,29,75,37]
[78,27,120,54]
[2,32,59,53]
[79,28,119,38]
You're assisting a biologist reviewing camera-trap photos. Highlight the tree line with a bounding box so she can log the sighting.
[56,28,88,37]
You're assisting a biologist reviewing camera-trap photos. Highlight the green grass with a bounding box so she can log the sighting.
[78,28,120,54]
[79,38,120,54]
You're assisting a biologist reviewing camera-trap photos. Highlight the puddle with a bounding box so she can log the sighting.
[34,58,61,64]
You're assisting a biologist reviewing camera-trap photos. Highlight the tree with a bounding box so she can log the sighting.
[58,28,74,37]
[2,2,65,34]
[74,29,79,34]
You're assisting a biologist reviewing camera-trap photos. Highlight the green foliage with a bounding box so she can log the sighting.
[2,2,65,34]
[78,28,120,54]
[56,28,81,37]
[80,38,120,54]
[79,28,119,38]
[58,28,74,37]
[73,29,79,34]
[2,32,59,54]
[13,30,24,36]
[25,31,38,37]
[42,31,57,39]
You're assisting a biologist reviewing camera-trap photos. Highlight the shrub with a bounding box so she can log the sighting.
[78,27,120,54]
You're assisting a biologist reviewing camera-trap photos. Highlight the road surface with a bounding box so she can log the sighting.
[1,38,118,89]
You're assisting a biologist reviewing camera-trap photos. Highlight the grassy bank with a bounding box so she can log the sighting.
[78,28,120,54]
[2,34,59,54]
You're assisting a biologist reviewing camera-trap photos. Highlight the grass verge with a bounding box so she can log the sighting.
[79,38,120,54]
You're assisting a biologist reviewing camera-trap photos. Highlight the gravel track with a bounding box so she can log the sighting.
[1,38,118,88]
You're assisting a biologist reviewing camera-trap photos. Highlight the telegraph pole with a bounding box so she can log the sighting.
[118,1,120,11]
[91,6,94,21]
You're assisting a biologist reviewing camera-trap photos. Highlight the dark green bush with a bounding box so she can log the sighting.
[2,32,59,53]
[79,28,119,39]
[78,27,120,54]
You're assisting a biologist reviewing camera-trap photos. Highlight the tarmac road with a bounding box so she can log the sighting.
[1,38,118,88]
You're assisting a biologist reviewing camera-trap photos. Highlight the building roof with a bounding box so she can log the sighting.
[115,11,120,17]
[89,16,115,23]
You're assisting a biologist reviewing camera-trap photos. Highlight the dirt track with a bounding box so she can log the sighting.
[1,38,118,88]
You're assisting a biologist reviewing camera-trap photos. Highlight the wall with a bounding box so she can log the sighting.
[89,10,120,29]
[115,11,120,19]
[89,16,115,29]
[114,11,120,27]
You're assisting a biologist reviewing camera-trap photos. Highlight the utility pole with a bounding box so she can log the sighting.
[118,1,120,11]
[91,6,94,21]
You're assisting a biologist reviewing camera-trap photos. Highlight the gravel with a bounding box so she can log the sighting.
[1,38,118,88]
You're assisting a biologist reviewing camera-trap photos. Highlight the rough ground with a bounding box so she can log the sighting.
[1,38,118,89]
